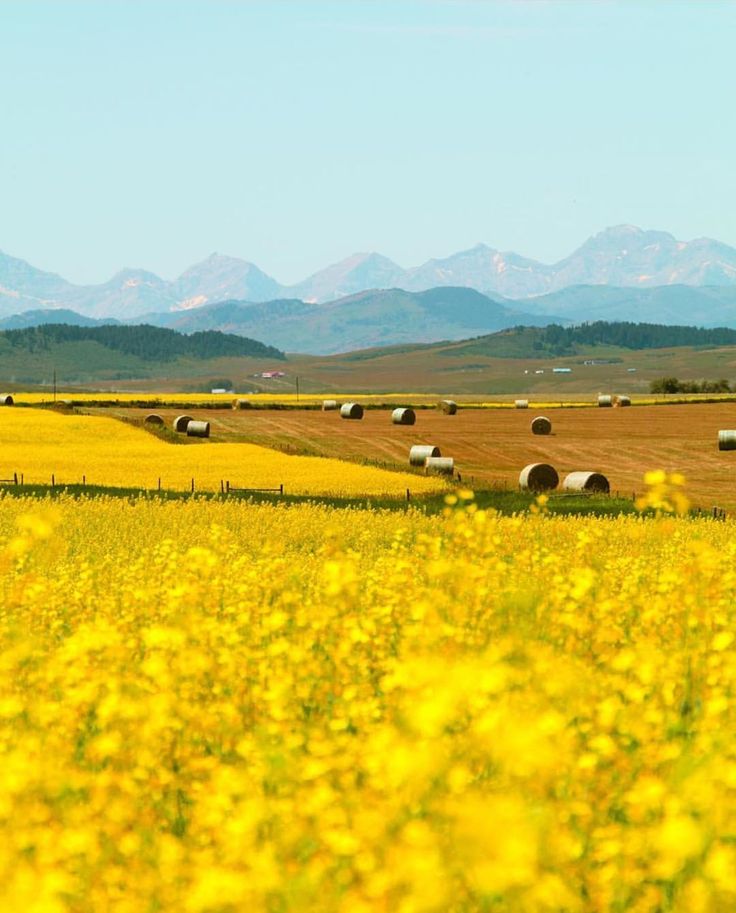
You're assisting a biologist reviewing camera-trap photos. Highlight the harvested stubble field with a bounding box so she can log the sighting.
[92,401,736,510]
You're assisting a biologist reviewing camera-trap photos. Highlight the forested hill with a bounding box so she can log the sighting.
[0,324,285,362]
[543,321,736,350]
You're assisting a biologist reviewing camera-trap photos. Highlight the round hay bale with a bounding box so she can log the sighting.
[515,399,529,409]
[563,471,610,493]
[186,420,210,438]
[614,395,631,407]
[439,400,457,415]
[144,413,164,426]
[322,400,339,411]
[340,402,364,420]
[531,415,552,435]
[174,414,194,433]
[53,400,73,411]
[718,430,736,451]
[598,395,613,407]
[0,394,14,406]
[425,456,454,475]
[409,444,441,466]
[519,463,559,492]
[232,399,252,410]
[392,407,416,426]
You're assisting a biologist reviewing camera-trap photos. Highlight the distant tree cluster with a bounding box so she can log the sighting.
[0,324,285,362]
[650,377,732,394]
[520,321,736,357]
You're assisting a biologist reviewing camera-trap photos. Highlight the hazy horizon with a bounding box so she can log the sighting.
[2,0,734,284]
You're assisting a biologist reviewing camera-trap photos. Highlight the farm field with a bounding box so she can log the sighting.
[284,341,736,397]
[0,409,444,498]
[3,493,736,911]
[4,338,736,396]
[89,400,736,511]
[8,389,736,410]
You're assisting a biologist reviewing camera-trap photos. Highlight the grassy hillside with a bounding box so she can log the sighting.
[282,348,736,396]
[0,343,289,389]
[438,322,736,358]
[0,324,285,388]
[3,321,736,396]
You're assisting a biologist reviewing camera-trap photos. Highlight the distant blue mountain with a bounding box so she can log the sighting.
[0,308,119,329]
[131,286,562,354]
[4,281,736,355]
[3,224,736,320]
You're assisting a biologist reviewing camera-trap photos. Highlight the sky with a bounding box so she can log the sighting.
[1,0,735,285]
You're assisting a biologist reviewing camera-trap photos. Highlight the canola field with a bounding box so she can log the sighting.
[8,391,736,409]
[2,489,736,912]
[0,409,442,497]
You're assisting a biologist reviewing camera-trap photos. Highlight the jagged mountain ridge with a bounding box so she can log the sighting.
[3,225,736,319]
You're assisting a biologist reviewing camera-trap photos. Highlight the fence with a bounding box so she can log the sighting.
[223,481,284,495]
[0,472,730,517]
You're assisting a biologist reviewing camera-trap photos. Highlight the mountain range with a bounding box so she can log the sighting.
[3,225,736,322]
[5,284,736,355]
[0,288,559,355]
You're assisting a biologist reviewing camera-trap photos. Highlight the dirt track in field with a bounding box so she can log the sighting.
[94,403,736,510]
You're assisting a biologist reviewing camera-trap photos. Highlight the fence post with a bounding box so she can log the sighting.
[13,472,17,485]
[279,483,284,495]
[82,475,86,486]
[406,488,411,502]
[220,479,224,494]
[191,478,195,493]
[226,480,230,493]
[51,474,55,487]
[158,477,161,491]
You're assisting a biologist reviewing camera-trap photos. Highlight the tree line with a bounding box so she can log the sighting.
[522,321,736,356]
[649,378,732,394]
[0,324,285,362]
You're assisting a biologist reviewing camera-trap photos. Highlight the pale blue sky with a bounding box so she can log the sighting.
[1,0,734,284]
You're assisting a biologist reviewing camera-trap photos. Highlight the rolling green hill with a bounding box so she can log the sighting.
[437,322,736,359]
[0,325,285,387]
[280,322,736,396]
[3,320,736,397]
[1,324,283,361]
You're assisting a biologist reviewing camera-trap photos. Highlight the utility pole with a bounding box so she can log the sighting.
[53,367,57,403]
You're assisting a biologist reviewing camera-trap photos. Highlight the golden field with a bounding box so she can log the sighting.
[8,391,736,408]
[2,490,736,911]
[94,400,736,511]
[0,409,443,497]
